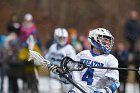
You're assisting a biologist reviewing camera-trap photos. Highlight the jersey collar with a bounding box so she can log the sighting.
[57,43,67,50]
[90,50,100,57]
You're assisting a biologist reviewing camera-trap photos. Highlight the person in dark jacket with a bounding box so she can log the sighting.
[7,14,21,36]
[112,42,129,93]
[124,10,140,52]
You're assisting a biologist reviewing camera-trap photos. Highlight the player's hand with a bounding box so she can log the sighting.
[138,67,140,75]
[59,73,72,84]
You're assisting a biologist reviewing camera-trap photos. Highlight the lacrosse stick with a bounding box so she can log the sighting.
[61,56,139,73]
[28,50,86,93]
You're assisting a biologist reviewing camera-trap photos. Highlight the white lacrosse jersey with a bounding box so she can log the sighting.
[72,50,120,93]
[45,43,76,78]
[45,43,76,65]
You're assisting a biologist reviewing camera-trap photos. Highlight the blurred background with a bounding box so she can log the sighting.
[0,0,140,93]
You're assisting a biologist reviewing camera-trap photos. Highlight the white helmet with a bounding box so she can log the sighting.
[88,28,114,54]
[54,28,68,46]
[24,13,33,21]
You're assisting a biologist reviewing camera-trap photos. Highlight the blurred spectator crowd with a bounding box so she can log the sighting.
[0,13,41,93]
[0,10,140,93]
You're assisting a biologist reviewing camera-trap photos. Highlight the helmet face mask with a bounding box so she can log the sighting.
[54,28,68,46]
[88,28,114,54]
[56,36,67,45]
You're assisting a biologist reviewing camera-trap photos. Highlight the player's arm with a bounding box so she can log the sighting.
[103,56,120,93]
[94,77,120,93]
[94,56,120,93]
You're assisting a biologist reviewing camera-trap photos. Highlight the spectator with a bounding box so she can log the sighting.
[5,33,21,93]
[7,13,21,36]
[6,14,22,92]
[124,10,140,52]
[0,35,7,93]
[112,42,129,93]
[20,13,38,48]
[68,28,83,53]
[78,34,90,50]
[6,14,21,51]
[19,13,40,93]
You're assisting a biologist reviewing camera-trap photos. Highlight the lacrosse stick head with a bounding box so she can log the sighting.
[28,50,50,66]
[60,57,85,73]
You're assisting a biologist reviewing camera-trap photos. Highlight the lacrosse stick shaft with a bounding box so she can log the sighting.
[86,66,138,71]
[61,57,139,72]
[56,68,86,93]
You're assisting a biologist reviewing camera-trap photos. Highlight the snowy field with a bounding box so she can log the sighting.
[1,76,140,93]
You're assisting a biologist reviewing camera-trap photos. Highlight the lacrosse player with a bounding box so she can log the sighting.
[68,28,120,93]
[45,28,76,93]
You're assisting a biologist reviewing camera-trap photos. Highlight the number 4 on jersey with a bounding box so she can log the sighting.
[82,68,94,85]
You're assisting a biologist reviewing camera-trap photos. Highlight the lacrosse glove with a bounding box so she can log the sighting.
[59,73,72,84]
